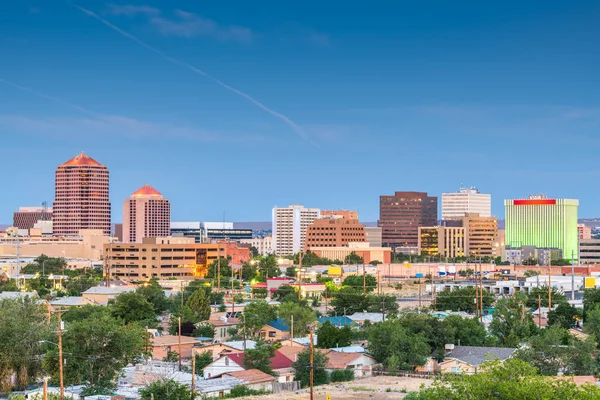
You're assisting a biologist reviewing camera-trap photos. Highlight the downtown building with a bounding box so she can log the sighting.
[504,196,579,260]
[123,185,171,243]
[13,206,53,230]
[441,187,491,220]
[304,217,366,251]
[378,191,437,248]
[272,205,320,256]
[53,153,111,236]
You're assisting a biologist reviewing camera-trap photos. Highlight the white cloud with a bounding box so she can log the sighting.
[105,4,160,17]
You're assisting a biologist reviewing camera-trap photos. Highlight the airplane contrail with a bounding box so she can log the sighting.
[74,5,313,143]
[0,77,99,118]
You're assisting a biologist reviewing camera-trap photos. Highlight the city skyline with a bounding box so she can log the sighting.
[1,1,600,221]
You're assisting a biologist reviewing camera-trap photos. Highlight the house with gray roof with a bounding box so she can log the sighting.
[437,345,517,374]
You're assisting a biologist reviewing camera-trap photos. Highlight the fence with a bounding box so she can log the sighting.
[273,381,301,393]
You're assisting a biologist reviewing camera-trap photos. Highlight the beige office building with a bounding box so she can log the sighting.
[418,226,466,258]
[123,185,171,243]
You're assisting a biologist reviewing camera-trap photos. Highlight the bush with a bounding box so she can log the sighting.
[225,385,269,398]
[330,369,355,382]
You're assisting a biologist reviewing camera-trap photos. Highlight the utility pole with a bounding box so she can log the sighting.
[43,377,48,400]
[475,260,480,319]
[309,325,315,400]
[538,295,542,327]
[418,276,422,309]
[242,314,247,351]
[382,295,385,322]
[217,243,221,290]
[232,264,235,314]
[191,352,196,396]
[57,309,64,400]
[290,315,294,346]
[145,326,149,357]
[377,270,380,295]
[479,261,484,323]
[363,263,366,294]
[548,252,552,310]
[571,250,575,301]
[297,268,302,301]
[178,316,182,371]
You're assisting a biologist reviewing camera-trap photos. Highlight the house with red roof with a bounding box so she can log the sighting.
[203,349,295,383]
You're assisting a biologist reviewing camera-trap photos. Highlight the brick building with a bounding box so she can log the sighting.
[305,218,366,250]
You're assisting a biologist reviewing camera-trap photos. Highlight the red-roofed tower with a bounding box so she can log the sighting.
[123,184,170,243]
[53,153,111,236]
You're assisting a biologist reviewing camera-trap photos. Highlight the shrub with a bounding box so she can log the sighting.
[330,369,355,382]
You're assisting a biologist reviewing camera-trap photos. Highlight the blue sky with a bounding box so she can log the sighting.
[1,1,599,223]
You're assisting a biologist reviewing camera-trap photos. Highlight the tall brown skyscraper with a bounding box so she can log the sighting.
[123,184,171,243]
[378,191,437,248]
[53,153,111,236]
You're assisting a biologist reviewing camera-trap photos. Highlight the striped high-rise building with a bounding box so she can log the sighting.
[504,195,579,259]
[53,153,111,236]
[123,185,171,243]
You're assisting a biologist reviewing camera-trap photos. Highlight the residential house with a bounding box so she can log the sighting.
[197,317,240,343]
[260,319,290,342]
[278,345,306,363]
[317,316,359,328]
[203,350,295,383]
[151,335,200,360]
[81,286,136,305]
[223,369,277,392]
[193,341,257,361]
[49,296,91,309]
[347,312,386,324]
[324,351,378,378]
[291,283,326,299]
[437,346,517,374]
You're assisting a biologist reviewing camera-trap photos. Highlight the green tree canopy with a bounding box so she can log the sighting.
[194,351,213,377]
[583,287,600,318]
[435,287,494,313]
[344,251,364,265]
[21,255,66,275]
[584,304,600,346]
[279,301,317,337]
[515,327,597,376]
[45,313,145,395]
[526,285,567,309]
[315,321,353,349]
[548,303,580,329]
[293,349,329,388]
[342,274,377,292]
[137,279,171,314]
[208,257,232,280]
[396,312,451,359]
[110,292,157,326]
[0,297,53,392]
[489,293,538,347]
[186,288,211,322]
[273,285,298,302]
[243,341,276,376]
[257,255,282,280]
[405,358,600,400]
[442,315,494,347]
[139,379,196,400]
[368,319,430,370]
[243,300,278,337]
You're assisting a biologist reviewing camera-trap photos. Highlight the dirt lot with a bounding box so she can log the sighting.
[239,376,433,399]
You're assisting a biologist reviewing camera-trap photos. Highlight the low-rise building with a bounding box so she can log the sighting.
[82,286,136,305]
[222,369,277,392]
[260,319,290,342]
[203,351,295,382]
[580,239,600,265]
[239,236,274,255]
[324,351,378,378]
[310,242,392,264]
[437,345,517,374]
[151,335,200,360]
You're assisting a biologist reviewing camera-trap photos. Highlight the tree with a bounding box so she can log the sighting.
[137,279,171,314]
[434,287,494,313]
[316,321,353,349]
[194,324,215,339]
[208,257,232,280]
[163,351,179,363]
[241,261,259,281]
[273,285,298,302]
[342,274,376,293]
[243,341,276,375]
[257,255,282,280]
[0,279,19,293]
[548,303,580,329]
[186,288,211,322]
[523,269,541,278]
[330,287,365,315]
[243,300,278,337]
[344,251,364,265]
[515,327,597,376]
[583,287,600,318]
[21,255,66,275]
[293,349,329,388]
[405,358,600,400]
[370,260,382,266]
[330,369,354,382]
[64,273,100,296]
[45,313,145,395]
[584,305,600,345]
[139,379,196,400]
[110,292,157,326]
[396,312,451,359]
[250,246,260,258]
[527,286,567,309]
[489,293,538,347]
[279,301,317,337]
[442,315,493,347]
[194,351,213,377]
[368,320,430,370]
[0,298,53,392]
[62,304,111,323]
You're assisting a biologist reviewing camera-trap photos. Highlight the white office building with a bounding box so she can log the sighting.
[239,236,274,255]
[442,187,491,220]
[272,205,320,256]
